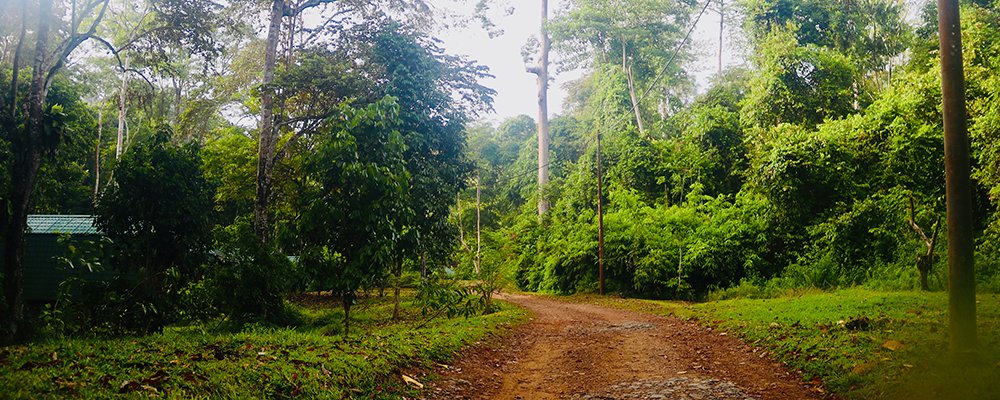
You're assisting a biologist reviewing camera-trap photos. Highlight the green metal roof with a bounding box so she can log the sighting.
[26,215,99,235]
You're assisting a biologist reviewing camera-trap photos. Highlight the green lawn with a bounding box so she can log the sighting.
[566,289,1000,400]
[0,292,526,399]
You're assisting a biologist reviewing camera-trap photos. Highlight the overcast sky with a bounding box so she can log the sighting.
[433,0,746,124]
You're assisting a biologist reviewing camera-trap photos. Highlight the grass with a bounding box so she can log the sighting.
[563,288,1000,400]
[0,291,527,399]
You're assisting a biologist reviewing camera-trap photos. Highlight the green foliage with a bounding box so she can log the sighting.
[740,27,857,129]
[550,0,695,116]
[297,98,408,331]
[0,293,527,399]
[482,1,1000,300]
[93,126,216,333]
[209,217,297,326]
[740,0,910,77]
[201,127,257,224]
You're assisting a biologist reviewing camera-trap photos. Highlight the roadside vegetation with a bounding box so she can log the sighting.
[0,291,525,399]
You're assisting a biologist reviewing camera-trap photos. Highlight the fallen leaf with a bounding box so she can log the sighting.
[51,352,58,362]
[321,363,331,376]
[120,380,139,393]
[881,340,904,351]
[402,374,424,388]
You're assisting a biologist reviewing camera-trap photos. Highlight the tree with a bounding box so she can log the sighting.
[550,0,694,132]
[740,27,857,130]
[94,126,215,332]
[298,98,408,336]
[527,0,552,216]
[2,0,111,340]
[740,0,910,94]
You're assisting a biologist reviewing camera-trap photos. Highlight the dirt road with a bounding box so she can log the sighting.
[419,294,826,400]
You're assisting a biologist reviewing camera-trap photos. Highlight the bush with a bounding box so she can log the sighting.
[93,126,216,333]
[209,218,297,326]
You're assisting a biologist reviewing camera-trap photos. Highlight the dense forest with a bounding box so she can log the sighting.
[0,0,998,342]
[461,0,1000,302]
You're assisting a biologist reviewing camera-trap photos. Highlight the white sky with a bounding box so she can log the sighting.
[434,0,746,124]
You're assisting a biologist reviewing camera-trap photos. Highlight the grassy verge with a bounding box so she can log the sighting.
[0,291,527,399]
[563,289,1000,399]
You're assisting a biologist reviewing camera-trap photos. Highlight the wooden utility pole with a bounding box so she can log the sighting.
[597,132,605,295]
[937,0,977,354]
[528,0,551,216]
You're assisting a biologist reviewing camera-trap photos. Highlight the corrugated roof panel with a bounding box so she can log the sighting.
[26,215,99,235]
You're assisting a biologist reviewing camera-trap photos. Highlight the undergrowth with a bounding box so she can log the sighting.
[0,292,526,399]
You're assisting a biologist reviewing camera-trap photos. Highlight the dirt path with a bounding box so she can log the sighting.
[418,294,828,400]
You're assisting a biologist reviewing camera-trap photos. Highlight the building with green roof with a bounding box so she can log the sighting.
[0,215,104,303]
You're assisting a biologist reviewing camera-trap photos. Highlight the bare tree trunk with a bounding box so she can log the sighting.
[254,0,285,242]
[475,169,482,275]
[528,0,551,216]
[342,291,353,338]
[6,0,27,118]
[457,192,469,251]
[172,75,183,128]
[4,0,53,340]
[718,0,724,75]
[392,260,402,320]
[115,57,128,160]
[908,195,941,291]
[621,40,645,136]
[626,63,645,136]
[94,104,102,202]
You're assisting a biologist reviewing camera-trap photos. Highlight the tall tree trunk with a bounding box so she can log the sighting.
[7,0,27,118]
[938,0,977,354]
[475,169,481,275]
[4,0,53,340]
[94,105,102,202]
[624,55,645,136]
[172,75,183,128]
[529,0,551,216]
[1,0,28,272]
[254,0,284,242]
[115,57,128,160]
[718,0,724,75]
[457,192,468,251]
